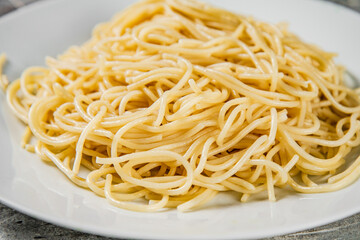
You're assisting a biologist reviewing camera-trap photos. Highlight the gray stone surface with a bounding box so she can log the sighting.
[0,203,115,240]
[1,0,360,239]
[0,0,15,16]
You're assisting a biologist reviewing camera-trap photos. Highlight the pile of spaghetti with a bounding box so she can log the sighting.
[4,0,360,212]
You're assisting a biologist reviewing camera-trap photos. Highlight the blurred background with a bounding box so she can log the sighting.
[0,0,360,15]
[0,0,359,239]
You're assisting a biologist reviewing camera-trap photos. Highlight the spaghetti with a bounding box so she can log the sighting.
[4,0,360,212]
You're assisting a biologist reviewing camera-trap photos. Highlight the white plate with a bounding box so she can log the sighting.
[1,0,360,239]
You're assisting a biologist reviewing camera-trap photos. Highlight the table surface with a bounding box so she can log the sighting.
[1,0,360,239]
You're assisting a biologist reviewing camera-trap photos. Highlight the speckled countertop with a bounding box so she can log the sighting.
[1,0,360,239]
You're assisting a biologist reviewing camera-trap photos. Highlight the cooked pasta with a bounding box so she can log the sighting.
[4,0,360,212]
[0,53,9,91]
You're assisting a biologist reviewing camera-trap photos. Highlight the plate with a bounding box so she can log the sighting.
[1,0,360,239]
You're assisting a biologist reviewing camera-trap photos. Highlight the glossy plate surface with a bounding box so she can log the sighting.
[0,0,360,239]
